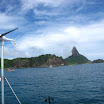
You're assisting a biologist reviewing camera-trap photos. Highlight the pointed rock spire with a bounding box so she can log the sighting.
[72,46,80,56]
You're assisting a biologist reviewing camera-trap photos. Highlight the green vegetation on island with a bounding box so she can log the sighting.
[92,59,104,63]
[65,55,90,65]
[2,54,65,68]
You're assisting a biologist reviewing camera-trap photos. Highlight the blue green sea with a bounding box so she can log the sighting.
[0,63,104,104]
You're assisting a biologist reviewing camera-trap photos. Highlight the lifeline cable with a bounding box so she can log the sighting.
[4,77,21,104]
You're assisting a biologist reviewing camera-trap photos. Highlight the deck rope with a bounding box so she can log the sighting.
[4,77,21,104]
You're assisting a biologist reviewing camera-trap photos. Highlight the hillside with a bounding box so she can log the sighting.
[92,59,104,63]
[65,47,91,65]
[2,54,65,68]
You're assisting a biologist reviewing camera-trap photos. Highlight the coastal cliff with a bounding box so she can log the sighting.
[32,54,65,67]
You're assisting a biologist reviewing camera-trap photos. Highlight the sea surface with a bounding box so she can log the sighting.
[0,63,104,104]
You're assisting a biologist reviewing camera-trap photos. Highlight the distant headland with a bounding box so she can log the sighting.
[0,46,104,68]
[65,46,91,65]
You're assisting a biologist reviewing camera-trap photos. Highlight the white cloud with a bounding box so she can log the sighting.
[21,0,86,13]
[21,0,65,10]
[21,0,87,8]
[0,13,25,30]
[2,46,33,59]
[33,9,58,16]
[78,20,104,43]
[15,28,77,58]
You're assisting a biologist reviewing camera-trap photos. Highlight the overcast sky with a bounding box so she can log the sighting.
[0,0,104,60]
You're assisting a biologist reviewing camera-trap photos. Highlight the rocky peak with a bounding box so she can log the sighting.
[72,46,80,56]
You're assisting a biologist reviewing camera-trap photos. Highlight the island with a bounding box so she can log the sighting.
[1,46,102,68]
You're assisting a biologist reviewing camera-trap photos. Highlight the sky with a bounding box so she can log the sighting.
[0,0,104,61]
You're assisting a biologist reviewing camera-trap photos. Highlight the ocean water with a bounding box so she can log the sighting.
[0,63,104,104]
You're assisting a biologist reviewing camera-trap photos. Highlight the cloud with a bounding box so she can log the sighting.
[21,0,86,9]
[20,0,104,28]
[0,13,26,30]
[21,0,65,10]
[15,27,77,58]
[11,19,104,60]
[33,9,58,16]
[0,13,16,29]
[21,0,86,16]
[78,20,104,43]
[3,47,31,59]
